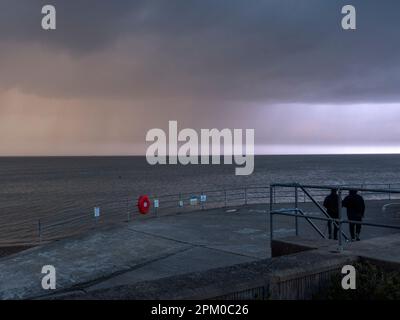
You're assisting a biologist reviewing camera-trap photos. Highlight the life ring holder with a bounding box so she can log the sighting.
[137,195,151,215]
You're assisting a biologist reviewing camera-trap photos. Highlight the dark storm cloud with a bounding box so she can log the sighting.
[0,0,141,52]
[0,0,400,103]
[1,0,400,155]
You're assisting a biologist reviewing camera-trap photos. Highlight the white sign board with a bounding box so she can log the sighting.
[154,199,159,208]
[200,194,207,202]
[94,207,100,218]
[190,197,198,206]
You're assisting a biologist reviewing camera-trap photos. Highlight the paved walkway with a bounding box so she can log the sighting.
[0,200,399,299]
[0,206,268,299]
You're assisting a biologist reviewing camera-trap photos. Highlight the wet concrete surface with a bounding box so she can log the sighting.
[0,200,399,299]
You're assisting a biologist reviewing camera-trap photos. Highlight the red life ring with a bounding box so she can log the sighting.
[138,195,151,214]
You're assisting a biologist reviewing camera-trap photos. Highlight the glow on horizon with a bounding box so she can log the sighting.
[257,145,400,155]
[3,145,400,157]
[1,89,400,156]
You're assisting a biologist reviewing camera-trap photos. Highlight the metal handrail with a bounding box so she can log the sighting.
[273,210,400,230]
[270,182,400,249]
[271,183,400,194]
[2,182,400,247]
[292,208,326,238]
[270,209,400,245]
[299,186,349,241]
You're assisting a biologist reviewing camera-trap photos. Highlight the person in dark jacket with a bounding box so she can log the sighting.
[323,189,339,240]
[342,190,365,241]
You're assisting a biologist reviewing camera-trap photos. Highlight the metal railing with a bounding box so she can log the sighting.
[0,185,271,246]
[270,183,400,249]
[2,182,400,247]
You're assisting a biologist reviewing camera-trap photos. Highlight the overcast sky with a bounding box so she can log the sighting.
[0,0,399,155]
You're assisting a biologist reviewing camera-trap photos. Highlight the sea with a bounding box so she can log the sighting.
[1,155,400,245]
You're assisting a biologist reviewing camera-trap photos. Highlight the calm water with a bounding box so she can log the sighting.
[1,155,400,244]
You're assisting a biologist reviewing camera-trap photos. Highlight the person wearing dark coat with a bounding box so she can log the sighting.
[342,190,365,241]
[323,189,339,240]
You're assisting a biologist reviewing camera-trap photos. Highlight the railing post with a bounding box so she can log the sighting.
[38,219,42,243]
[224,190,227,208]
[270,185,274,210]
[295,186,299,236]
[127,197,130,222]
[270,186,274,242]
[338,189,343,250]
[155,195,158,217]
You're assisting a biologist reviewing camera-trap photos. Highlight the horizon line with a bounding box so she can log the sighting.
[1,153,400,158]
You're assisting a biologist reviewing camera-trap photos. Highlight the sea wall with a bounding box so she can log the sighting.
[57,234,400,300]
[56,250,357,300]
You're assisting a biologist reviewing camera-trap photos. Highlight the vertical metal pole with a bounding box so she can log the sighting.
[224,190,227,208]
[270,186,274,242]
[389,184,391,200]
[338,189,343,250]
[127,197,130,222]
[38,219,42,243]
[295,186,299,236]
[270,186,274,212]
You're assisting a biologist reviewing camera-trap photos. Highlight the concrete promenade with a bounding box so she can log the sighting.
[0,200,399,299]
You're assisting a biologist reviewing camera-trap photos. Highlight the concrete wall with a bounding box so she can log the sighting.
[271,237,338,258]
[269,266,342,300]
[57,250,357,300]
